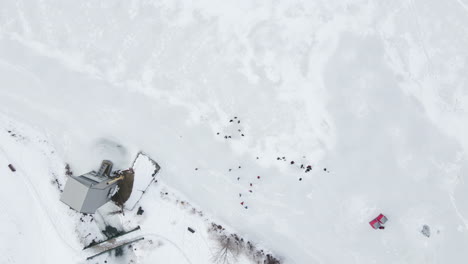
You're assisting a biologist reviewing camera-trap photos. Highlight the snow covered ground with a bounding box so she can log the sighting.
[1,0,468,263]
[124,152,159,210]
[0,116,257,264]
[0,115,80,263]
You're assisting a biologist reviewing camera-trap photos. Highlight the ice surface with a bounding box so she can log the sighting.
[1,0,468,263]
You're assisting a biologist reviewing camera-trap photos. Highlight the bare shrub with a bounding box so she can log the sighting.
[212,234,244,264]
[208,224,281,264]
[264,254,281,264]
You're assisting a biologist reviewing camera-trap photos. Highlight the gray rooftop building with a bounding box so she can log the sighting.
[60,160,121,214]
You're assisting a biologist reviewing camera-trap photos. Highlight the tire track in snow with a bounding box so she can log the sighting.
[449,193,468,231]
[0,146,79,253]
[143,233,194,264]
[454,0,468,13]
[407,0,435,76]
[448,174,468,231]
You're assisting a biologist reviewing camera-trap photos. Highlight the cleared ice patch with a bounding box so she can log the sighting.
[92,138,129,169]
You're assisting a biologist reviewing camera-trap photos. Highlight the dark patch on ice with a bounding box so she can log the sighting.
[137,206,144,215]
[114,246,124,257]
[102,225,120,238]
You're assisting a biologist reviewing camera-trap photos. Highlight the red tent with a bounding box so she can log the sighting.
[369,213,388,229]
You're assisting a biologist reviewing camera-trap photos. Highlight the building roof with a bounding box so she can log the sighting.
[60,160,119,213]
[61,175,119,213]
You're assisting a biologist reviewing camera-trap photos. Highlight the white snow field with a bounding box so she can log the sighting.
[0,116,252,264]
[1,0,468,263]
